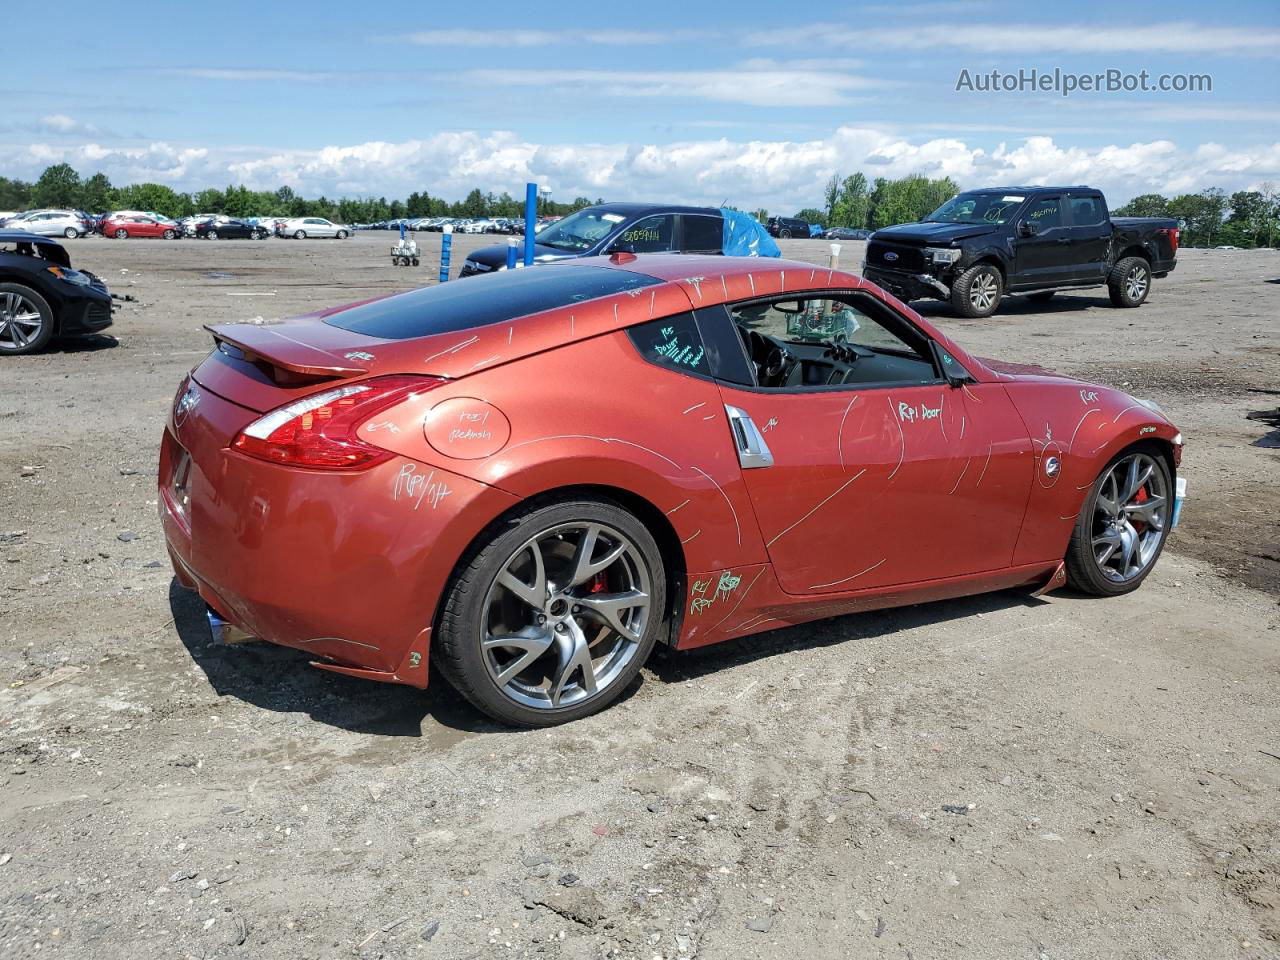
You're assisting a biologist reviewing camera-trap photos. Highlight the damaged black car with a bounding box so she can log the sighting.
[0,230,114,354]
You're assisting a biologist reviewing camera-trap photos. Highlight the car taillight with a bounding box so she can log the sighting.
[231,375,445,469]
[1161,226,1179,254]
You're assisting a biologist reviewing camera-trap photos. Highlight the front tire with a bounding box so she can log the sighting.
[1108,256,1150,307]
[435,498,667,727]
[779,229,792,239]
[1065,445,1172,596]
[0,283,55,354]
[950,262,1003,318]
[163,229,177,239]
[336,229,348,239]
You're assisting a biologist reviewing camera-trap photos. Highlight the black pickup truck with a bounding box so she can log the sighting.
[862,186,1179,318]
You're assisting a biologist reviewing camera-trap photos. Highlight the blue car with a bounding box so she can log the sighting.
[459,203,777,276]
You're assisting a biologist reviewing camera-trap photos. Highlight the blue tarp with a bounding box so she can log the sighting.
[720,208,780,258]
[808,223,823,237]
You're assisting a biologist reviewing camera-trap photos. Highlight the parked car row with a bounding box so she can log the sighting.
[0,209,352,241]
[357,216,559,234]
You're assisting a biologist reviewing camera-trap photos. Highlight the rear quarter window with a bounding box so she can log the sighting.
[627,313,709,376]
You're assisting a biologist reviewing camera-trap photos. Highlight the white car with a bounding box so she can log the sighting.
[4,209,88,237]
[279,217,350,239]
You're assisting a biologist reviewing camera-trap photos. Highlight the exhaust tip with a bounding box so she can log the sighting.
[205,606,258,645]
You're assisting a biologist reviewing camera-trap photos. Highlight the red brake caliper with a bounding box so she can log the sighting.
[588,572,608,594]
[1131,485,1148,532]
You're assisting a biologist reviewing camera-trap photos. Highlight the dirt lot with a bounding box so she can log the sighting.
[2,233,1278,960]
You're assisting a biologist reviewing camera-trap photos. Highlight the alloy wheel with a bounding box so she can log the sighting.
[1125,265,1148,301]
[970,271,999,311]
[0,291,45,351]
[480,521,652,710]
[1091,452,1168,582]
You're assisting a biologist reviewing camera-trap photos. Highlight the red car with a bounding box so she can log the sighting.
[103,215,178,239]
[159,255,1184,726]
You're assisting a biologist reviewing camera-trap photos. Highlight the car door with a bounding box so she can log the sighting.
[1065,192,1111,282]
[1011,195,1074,288]
[313,218,337,238]
[707,291,1032,594]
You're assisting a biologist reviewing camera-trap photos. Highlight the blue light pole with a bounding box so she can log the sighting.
[523,182,537,266]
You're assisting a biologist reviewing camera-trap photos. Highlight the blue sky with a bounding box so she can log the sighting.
[3,0,1278,212]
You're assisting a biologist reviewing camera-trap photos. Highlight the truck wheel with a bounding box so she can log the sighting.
[1027,291,1056,303]
[1108,256,1150,307]
[950,263,1003,318]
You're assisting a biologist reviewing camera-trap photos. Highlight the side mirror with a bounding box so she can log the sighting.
[1018,220,1039,238]
[932,342,974,387]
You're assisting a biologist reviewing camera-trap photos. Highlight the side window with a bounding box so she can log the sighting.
[728,294,939,390]
[627,313,709,376]
[1025,196,1062,229]
[1069,195,1104,226]
[681,215,722,253]
[610,215,675,253]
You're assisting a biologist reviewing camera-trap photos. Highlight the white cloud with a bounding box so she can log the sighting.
[397,28,695,47]
[745,19,1280,57]
[165,68,338,82]
[3,129,1278,212]
[465,67,881,107]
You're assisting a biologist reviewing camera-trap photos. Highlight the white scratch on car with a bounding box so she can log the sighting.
[975,441,994,487]
[691,465,741,546]
[1111,403,1143,423]
[766,469,867,547]
[720,275,729,298]
[938,392,948,441]
[471,355,501,370]
[507,325,513,344]
[680,529,701,545]
[887,396,906,481]
[837,395,859,471]
[702,414,716,420]
[682,402,706,415]
[650,290,657,317]
[960,415,966,439]
[424,335,479,364]
[666,498,691,515]
[1068,407,1100,452]
[779,270,785,291]
[948,456,972,495]
[961,383,983,404]
[809,557,886,591]
[747,273,755,295]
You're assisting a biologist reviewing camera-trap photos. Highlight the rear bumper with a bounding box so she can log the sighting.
[158,382,519,688]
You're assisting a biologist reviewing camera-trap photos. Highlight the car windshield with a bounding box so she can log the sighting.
[925,192,1026,225]
[535,209,624,252]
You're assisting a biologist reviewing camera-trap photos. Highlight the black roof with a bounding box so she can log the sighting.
[963,186,1094,193]
[324,263,663,340]
[585,202,719,217]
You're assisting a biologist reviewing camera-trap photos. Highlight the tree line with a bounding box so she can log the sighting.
[4,162,1278,248]
[787,172,1280,249]
[0,164,598,222]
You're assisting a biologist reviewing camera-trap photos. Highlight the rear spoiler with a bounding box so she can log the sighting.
[204,323,370,378]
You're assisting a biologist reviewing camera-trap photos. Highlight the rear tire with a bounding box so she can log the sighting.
[0,283,56,355]
[950,262,1003,318]
[114,228,128,239]
[294,230,306,239]
[434,497,667,728]
[1026,291,1056,303]
[207,230,218,240]
[779,229,792,239]
[1108,256,1150,307]
[1065,444,1172,596]
[63,227,78,239]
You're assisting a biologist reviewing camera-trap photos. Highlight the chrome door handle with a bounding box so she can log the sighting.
[724,405,774,469]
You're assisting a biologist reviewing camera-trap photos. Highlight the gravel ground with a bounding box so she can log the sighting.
[1,233,1278,960]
